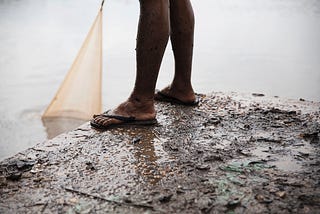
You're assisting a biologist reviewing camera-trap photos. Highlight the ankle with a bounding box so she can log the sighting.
[160,84,195,103]
[127,94,155,113]
[171,78,192,89]
[129,94,154,105]
[169,83,195,96]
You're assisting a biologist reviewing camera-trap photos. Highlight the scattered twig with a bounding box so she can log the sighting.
[63,186,155,210]
[25,202,47,208]
[41,202,48,213]
[17,152,27,157]
[204,203,216,214]
[31,148,47,152]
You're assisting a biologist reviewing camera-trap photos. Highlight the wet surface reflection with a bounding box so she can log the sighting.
[251,141,315,172]
[109,127,176,186]
[125,129,164,185]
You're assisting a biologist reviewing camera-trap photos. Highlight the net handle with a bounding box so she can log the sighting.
[100,0,105,11]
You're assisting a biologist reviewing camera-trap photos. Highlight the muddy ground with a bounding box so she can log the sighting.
[0,92,319,213]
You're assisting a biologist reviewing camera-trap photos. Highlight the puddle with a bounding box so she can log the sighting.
[272,156,302,172]
[109,128,176,185]
[251,141,315,172]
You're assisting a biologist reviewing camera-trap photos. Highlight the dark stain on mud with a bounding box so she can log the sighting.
[0,92,319,213]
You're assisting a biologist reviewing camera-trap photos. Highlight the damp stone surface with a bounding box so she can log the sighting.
[1,92,319,213]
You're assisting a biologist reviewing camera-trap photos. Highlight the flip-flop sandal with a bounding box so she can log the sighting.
[90,114,157,130]
[155,91,199,106]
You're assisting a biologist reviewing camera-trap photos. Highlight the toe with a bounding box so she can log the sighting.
[94,116,121,127]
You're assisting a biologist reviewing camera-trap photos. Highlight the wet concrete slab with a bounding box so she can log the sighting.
[0,92,319,213]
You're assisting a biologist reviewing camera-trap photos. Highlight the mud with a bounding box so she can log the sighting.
[0,92,319,213]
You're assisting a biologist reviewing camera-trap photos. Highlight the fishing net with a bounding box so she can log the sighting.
[42,8,103,120]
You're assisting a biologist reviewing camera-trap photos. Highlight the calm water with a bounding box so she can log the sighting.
[0,0,319,160]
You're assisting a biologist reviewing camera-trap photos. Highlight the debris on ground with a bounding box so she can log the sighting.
[0,92,319,213]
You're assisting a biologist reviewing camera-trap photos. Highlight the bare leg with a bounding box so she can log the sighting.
[93,0,169,127]
[158,0,196,103]
[132,0,170,103]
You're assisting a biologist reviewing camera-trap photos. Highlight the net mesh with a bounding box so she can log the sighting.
[42,10,103,120]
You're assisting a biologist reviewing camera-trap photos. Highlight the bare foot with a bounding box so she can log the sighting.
[92,97,156,129]
[156,85,196,104]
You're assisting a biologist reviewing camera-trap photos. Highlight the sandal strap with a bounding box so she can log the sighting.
[99,114,136,122]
